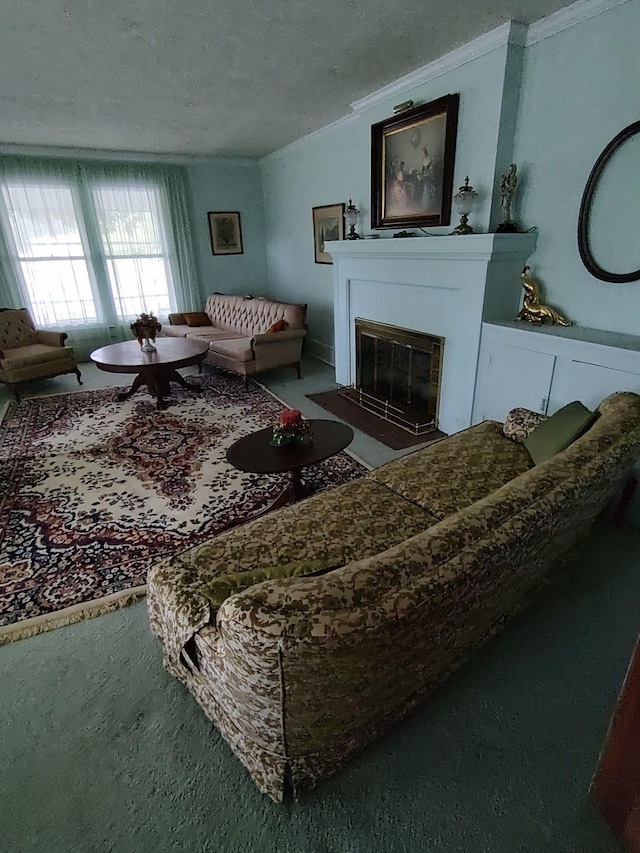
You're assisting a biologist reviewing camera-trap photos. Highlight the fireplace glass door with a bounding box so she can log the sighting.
[347,319,443,434]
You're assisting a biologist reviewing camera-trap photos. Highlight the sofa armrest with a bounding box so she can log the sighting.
[36,330,68,348]
[252,328,306,345]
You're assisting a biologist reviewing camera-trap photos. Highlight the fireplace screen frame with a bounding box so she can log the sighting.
[342,318,444,435]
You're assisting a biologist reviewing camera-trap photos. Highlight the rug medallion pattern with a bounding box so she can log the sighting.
[0,374,365,641]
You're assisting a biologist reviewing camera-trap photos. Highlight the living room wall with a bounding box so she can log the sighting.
[260,0,640,362]
[259,31,520,363]
[512,0,640,335]
[185,159,269,304]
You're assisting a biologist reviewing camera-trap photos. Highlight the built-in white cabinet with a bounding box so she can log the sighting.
[473,321,640,424]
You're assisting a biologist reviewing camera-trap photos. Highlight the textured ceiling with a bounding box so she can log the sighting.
[0,0,577,158]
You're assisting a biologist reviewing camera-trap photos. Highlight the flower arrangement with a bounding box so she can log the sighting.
[270,408,313,447]
[131,313,162,350]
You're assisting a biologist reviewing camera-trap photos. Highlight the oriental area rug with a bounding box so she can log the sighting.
[0,374,366,644]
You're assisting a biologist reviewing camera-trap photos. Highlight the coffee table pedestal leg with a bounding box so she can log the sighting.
[116,368,202,409]
[116,374,145,403]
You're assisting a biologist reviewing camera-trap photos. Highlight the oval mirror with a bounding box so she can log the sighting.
[577,120,640,283]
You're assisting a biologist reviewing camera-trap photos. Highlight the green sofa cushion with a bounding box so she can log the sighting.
[523,401,597,465]
[200,558,339,608]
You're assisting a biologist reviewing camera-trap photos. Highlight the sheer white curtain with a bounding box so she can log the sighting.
[0,158,201,359]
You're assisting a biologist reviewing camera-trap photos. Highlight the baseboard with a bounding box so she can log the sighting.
[304,338,333,366]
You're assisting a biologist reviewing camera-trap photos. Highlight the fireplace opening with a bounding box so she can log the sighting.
[339,318,444,435]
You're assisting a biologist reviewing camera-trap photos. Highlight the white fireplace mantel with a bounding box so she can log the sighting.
[326,233,538,435]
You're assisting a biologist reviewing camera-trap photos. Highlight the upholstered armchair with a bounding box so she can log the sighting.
[0,308,82,401]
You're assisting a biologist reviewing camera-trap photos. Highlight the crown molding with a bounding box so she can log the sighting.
[526,0,631,45]
[262,0,630,164]
[350,21,527,114]
[0,143,258,167]
[261,21,527,164]
[260,113,360,164]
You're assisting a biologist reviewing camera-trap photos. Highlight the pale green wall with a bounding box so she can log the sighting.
[260,40,516,362]
[512,1,640,334]
[260,1,640,357]
[185,160,268,304]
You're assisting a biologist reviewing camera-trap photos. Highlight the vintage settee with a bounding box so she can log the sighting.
[148,392,640,802]
[162,293,307,385]
[0,307,82,400]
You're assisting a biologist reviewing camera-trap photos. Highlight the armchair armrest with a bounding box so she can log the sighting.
[36,330,68,348]
[252,328,306,345]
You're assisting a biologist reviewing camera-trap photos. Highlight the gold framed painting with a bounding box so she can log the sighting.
[370,94,459,229]
[208,211,243,255]
[312,203,345,264]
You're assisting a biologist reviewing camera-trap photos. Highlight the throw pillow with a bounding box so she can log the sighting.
[503,408,548,443]
[267,318,288,333]
[183,311,212,327]
[522,401,598,465]
[199,558,339,608]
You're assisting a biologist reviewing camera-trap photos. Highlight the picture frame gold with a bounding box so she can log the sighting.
[208,211,243,255]
[312,203,345,264]
[370,94,459,230]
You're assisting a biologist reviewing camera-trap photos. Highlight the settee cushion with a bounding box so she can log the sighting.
[369,420,533,520]
[208,337,254,362]
[523,401,597,464]
[1,344,76,370]
[152,479,437,641]
[183,311,212,327]
[503,408,547,443]
[200,558,339,607]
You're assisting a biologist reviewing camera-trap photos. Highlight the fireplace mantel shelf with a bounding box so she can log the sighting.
[326,232,537,262]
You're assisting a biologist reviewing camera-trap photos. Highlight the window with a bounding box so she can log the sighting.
[91,181,176,321]
[0,160,198,354]
[1,181,99,327]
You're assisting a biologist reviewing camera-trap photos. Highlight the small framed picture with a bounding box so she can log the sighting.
[312,203,345,264]
[371,94,459,229]
[208,211,243,255]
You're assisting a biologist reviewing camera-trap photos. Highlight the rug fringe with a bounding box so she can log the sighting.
[0,585,148,646]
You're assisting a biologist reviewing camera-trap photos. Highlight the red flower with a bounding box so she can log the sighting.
[279,409,302,427]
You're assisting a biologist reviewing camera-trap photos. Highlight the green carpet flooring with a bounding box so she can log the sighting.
[1,360,638,851]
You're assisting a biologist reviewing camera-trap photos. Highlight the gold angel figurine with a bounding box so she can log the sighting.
[516,266,572,326]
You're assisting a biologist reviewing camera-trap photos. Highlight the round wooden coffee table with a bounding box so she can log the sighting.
[227,419,354,515]
[90,338,209,409]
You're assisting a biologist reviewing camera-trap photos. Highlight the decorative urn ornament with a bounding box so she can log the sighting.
[131,312,162,352]
[450,177,478,235]
[344,199,361,240]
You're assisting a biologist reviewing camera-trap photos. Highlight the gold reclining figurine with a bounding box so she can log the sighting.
[516,266,571,326]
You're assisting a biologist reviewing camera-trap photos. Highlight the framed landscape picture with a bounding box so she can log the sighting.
[312,203,345,264]
[370,93,459,229]
[208,211,243,255]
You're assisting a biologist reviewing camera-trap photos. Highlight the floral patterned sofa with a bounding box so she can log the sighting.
[162,293,307,386]
[148,392,640,802]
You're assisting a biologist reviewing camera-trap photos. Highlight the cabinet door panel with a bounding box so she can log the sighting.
[478,344,556,422]
[550,360,640,413]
